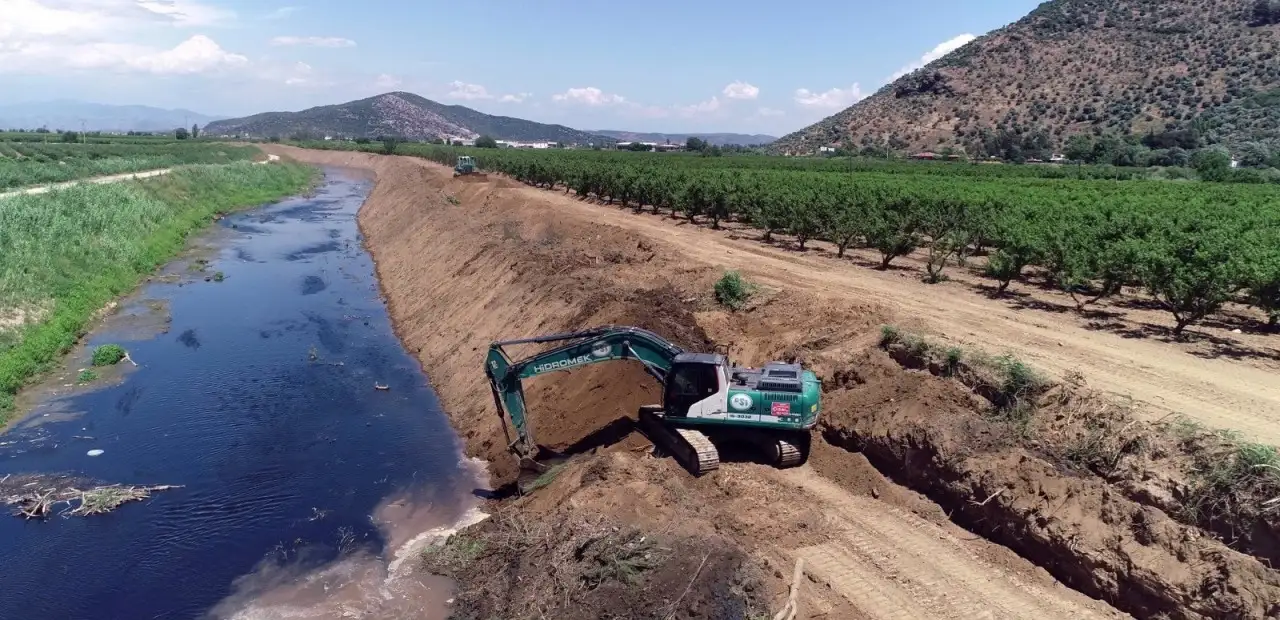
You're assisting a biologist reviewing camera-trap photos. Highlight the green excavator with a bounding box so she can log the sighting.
[453,155,478,176]
[485,326,822,476]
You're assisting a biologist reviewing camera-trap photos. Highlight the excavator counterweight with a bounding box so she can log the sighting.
[485,326,822,476]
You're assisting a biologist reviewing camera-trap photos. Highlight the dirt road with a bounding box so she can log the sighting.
[264,146,1280,620]
[0,168,173,200]
[0,155,280,201]
[504,184,1280,445]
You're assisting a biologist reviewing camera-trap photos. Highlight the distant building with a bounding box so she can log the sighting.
[497,140,556,149]
[818,145,838,154]
[614,141,657,152]
[910,152,938,160]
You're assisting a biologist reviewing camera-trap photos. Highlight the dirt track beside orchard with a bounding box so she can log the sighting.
[265,145,1280,620]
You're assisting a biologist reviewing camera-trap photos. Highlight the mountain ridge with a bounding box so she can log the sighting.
[204,92,611,144]
[0,101,224,133]
[772,0,1280,157]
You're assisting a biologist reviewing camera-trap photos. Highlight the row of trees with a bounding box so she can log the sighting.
[399,145,1280,336]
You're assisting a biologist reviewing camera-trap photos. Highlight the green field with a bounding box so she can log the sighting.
[300,140,1280,336]
[0,161,315,419]
[0,141,259,190]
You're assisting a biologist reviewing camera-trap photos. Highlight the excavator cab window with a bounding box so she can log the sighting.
[665,362,719,418]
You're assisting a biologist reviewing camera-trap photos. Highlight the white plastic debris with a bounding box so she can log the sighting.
[86,449,104,457]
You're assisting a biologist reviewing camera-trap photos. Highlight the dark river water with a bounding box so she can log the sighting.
[0,169,480,619]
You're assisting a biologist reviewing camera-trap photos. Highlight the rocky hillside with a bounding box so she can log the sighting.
[204,92,607,144]
[773,0,1280,155]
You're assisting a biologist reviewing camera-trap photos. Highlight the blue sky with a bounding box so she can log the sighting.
[0,0,1045,135]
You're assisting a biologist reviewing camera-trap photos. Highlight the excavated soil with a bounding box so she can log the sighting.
[265,146,1280,620]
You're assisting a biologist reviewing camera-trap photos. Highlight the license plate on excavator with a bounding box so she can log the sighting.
[771,402,791,416]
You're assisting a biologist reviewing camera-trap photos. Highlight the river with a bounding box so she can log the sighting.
[0,168,480,619]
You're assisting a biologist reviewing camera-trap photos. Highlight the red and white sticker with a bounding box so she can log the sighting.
[770,402,791,417]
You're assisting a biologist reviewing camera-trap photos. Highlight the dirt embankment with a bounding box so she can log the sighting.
[266,145,1280,620]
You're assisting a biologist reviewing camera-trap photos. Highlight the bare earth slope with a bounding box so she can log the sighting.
[773,0,1280,154]
[264,146,1280,620]
[495,180,1280,444]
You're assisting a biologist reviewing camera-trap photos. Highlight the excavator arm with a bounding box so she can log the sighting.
[485,326,685,461]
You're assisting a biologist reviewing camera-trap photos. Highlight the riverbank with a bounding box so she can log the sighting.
[0,168,476,619]
[0,160,316,422]
[265,146,1280,619]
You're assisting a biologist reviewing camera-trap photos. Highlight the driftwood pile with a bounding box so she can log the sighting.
[1,474,181,519]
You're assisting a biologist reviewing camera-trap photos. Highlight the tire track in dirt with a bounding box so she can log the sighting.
[785,469,1123,620]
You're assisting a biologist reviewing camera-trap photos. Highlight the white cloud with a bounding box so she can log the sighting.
[676,96,721,117]
[374,73,402,89]
[754,107,785,117]
[283,61,312,85]
[0,34,247,75]
[0,0,245,75]
[552,86,626,106]
[723,81,759,100]
[447,81,493,100]
[888,33,976,81]
[793,84,867,109]
[269,36,355,48]
[0,0,236,36]
[444,81,529,103]
[135,0,234,27]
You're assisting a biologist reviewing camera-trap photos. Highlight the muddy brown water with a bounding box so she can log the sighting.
[0,169,481,619]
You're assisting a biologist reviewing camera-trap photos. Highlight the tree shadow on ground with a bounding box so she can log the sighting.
[1083,319,1280,363]
[968,282,1127,321]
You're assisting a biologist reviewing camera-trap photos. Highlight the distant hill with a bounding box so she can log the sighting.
[205,92,610,144]
[593,130,776,146]
[0,101,223,133]
[772,0,1280,156]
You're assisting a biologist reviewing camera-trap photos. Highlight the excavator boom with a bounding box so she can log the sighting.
[485,326,684,459]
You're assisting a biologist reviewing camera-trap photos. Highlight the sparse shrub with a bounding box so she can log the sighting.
[212,271,225,282]
[91,344,127,366]
[714,270,755,311]
[381,136,402,155]
[77,369,98,383]
[994,354,1047,408]
[1182,441,1280,523]
[944,347,964,376]
[879,325,902,347]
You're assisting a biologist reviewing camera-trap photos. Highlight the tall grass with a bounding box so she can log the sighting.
[0,161,315,420]
[0,142,259,190]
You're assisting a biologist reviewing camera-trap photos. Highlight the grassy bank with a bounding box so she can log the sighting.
[0,142,260,190]
[0,161,315,420]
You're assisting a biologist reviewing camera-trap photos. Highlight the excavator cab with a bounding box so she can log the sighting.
[663,353,728,419]
[454,155,476,176]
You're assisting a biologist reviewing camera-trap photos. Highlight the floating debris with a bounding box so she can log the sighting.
[5,483,183,519]
[86,449,104,457]
[374,383,389,391]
